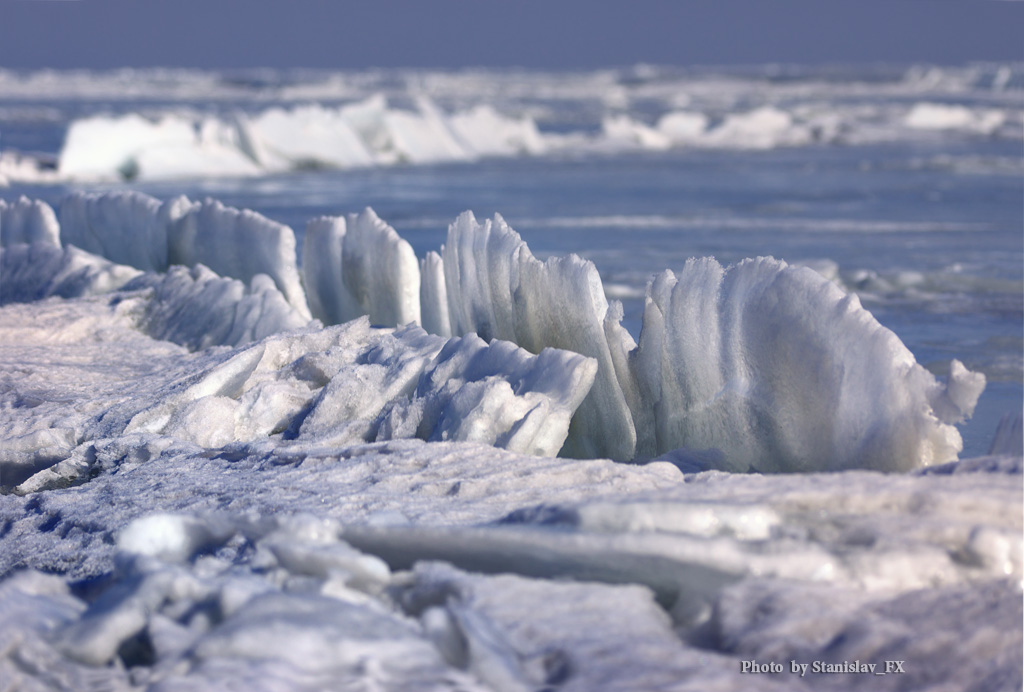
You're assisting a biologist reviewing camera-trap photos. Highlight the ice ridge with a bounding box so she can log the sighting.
[2,192,986,471]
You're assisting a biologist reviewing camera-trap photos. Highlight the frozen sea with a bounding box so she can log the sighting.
[0,64,1022,690]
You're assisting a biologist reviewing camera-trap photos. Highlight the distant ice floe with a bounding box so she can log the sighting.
[0,191,987,475]
[904,102,1007,134]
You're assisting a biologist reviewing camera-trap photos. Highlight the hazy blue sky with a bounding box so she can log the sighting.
[1,0,1021,70]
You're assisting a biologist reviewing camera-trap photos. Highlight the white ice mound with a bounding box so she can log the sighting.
[52,97,549,181]
[168,198,312,320]
[245,104,376,170]
[631,258,984,472]
[0,242,141,304]
[58,112,262,181]
[124,317,596,457]
[904,102,1007,135]
[701,106,813,150]
[602,114,672,151]
[0,196,60,247]
[442,211,639,460]
[302,209,421,328]
[448,104,548,157]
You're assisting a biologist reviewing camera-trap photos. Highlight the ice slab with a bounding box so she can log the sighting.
[431,212,984,471]
[59,190,181,272]
[123,264,312,351]
[49,96,550,182]
[448,104,547,157]
[58,112,262,181]
[301,208,420,328]
[0,196,60,247]
[905,102,1007,134]
[630,258,985,472]
[442,211,639,461]
[168,198,311,319]
[246,104,376,170]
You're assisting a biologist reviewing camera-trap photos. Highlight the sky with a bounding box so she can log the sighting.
[0,0,1022,70]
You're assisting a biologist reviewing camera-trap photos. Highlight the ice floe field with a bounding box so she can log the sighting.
[0,64,1022,691]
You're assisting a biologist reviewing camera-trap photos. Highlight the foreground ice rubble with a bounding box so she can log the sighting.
[0,297,595,492]
[1,190,986,473]
[0,445,1019,691]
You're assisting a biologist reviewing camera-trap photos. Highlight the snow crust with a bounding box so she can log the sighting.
[0,435,1018,690]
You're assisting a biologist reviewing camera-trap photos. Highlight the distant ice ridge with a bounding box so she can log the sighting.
[2,191,986,472]
[53,96,547,182]
[0,89,1005,183]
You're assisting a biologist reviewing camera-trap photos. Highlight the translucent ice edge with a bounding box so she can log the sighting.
[1,191,986,473]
